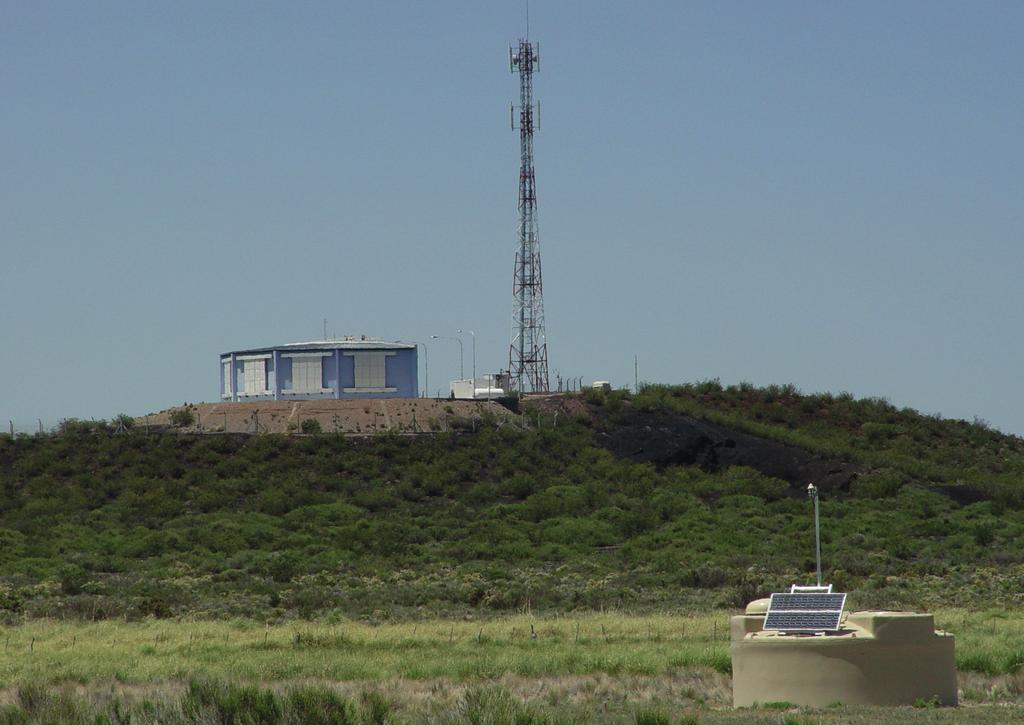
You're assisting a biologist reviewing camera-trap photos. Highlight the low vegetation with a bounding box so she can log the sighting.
[6,678,1024,724]
[2,383,1024,621]
[4,383,1024,720]
[0,610,1019,683]
[0,613,1024,722]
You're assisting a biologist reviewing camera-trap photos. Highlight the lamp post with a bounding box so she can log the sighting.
[458,329,476,383]
[431,335,463,380]
[808,483,822,587]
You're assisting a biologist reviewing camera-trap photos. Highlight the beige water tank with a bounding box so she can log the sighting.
[731,608,956,707]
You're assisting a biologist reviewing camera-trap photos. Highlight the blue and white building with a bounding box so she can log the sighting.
[221,338,417,401]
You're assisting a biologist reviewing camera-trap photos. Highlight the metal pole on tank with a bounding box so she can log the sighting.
[413,341,429,398]
[431,335,463,380]
[808,483,822,586]
[456,337,464,380]
[458,330,476,383]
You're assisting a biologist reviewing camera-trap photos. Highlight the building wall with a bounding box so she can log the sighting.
[221,346,417,400]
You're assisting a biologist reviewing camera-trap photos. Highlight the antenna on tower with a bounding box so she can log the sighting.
[507,34,549,394]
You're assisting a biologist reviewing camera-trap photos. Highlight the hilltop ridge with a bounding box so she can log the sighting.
[0,382,1021,621]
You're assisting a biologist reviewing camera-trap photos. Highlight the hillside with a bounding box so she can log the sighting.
[1,383,1023,622]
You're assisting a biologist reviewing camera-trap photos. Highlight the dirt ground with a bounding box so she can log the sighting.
[136,398,515,435]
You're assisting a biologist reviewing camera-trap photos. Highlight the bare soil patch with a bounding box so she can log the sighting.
[136,399,514,435]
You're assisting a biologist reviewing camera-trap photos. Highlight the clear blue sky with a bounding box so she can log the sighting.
[3,1,1023,433]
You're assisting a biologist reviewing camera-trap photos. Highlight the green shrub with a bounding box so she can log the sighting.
[15,684,86,723]
[15,684,49,715]
[183,678,282,724]
[0,703,27,724]
[852,470,905,499]
[285,685,358,724]
[169,408,196,428]
[721,466,789,501]
[524,485,588,522]
[57,564,88,595]
[360,690,391,725]
[956,651,1000,675]
[537,517,617,547]
[972,521,997,547]
[912,695,941,708]
[861,422,901,445]
[458,687,548,725]
[761,701,796,709]
[300,419,323,435]
[634,709,670,725]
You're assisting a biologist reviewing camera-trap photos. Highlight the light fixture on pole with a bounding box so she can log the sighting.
[431,335,464,380]
[807,483,822,587]
[458,329,476,382]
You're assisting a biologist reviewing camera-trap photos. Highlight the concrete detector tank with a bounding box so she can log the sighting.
[731,600,957,707]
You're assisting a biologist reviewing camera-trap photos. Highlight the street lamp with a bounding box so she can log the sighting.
[431,335,463,380]
[808,483,822,587]
[457,329,476,383]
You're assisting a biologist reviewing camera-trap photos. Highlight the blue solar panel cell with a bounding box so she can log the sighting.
[763,611,843,631]
[769,594,846,611]
[763,591,847,632]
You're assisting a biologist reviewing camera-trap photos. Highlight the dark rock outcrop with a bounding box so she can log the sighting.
[596,410,860,494]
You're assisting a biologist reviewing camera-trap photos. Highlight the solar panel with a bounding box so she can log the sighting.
[763,592,847,632]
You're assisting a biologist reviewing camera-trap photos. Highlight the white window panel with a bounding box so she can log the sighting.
[222,361,232,396]
[243,359,266,394]
[344,351,396,392]
[354,352,385,388]
[291,358,323,392]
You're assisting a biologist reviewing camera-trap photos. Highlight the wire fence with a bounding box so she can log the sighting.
[5,420,59,436]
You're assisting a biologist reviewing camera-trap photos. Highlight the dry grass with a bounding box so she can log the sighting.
[0,671,731,721]
[1,674,1023,723]
[0,613,733,685]
[1,612,1024,721]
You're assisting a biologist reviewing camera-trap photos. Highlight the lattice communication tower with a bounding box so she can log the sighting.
[508,38,549,393]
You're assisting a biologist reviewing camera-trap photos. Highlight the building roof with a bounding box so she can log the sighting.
[223,338,416,357]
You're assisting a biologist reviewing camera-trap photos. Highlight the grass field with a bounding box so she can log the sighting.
[2,611,1024,722]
